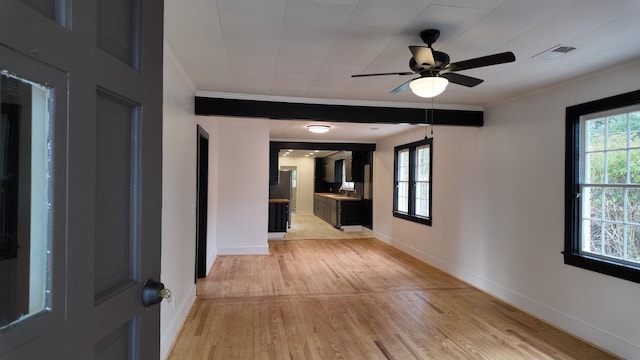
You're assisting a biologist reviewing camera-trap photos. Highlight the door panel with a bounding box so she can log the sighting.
[0,0,163,358]
[94,321,135,359]
[96,0,140,68]
[16,0,68,26]
[94,91,138,302]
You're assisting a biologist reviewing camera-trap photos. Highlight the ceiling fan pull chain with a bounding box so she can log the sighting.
[431,98,435,137]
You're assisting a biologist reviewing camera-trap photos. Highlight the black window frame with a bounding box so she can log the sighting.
[565,89,640,284]
[393,137,433,226]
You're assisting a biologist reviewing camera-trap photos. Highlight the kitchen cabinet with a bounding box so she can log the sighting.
[344,152,363,182]
[269,144,279,185]
[314,194,338,227]
[323,161,334,182]
[314,193,361,229]
[268,199,289,232]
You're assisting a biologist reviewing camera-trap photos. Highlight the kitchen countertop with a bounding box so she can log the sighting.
[269,198,290,203]
[314,193,361,201]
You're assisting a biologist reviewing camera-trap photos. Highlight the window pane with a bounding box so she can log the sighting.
[398,149,409,181]
[603,222,624,258]
[586,118,605,151]
[582,219,602,254]
[628,189,640,224]
[630,149,640,184]
[606,150,627,184]
[604,188,624,221]
[630,111,640,147]
[585,152,604,183]
[606,114,627,150]
[583,186,603,220]
[397,181,408,213]
[630,111,640,131]
[415,182,429,217]
[627,225,640,263]
[416,145,430,181]
[631,132,640,148]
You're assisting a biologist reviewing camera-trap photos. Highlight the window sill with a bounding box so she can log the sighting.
[393,211,432,226]
[563,252,640,284]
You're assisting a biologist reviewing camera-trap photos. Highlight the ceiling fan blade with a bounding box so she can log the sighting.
[389,77,419,94]
[409,46,435,67]
[351,71,414,78]
[444,52,515,72]
[440,73,484,87]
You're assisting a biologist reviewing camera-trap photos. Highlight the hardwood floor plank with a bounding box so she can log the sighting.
[169,238,619,359]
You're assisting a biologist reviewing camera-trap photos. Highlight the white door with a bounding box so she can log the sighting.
[0,0,164,358]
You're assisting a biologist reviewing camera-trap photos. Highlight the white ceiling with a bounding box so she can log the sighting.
[167,0,640,141]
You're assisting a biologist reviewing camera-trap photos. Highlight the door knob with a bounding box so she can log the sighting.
[142,278,171,307]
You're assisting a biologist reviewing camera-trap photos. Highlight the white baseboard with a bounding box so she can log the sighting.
[268,232,286,239]
[372,231,639,360]
[217,245,270,255]
[341,225,362,232]
[161,284,196,360]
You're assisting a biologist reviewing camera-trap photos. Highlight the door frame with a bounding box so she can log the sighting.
[195,125,209,280]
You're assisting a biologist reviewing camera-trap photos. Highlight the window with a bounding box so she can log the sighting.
[394,138,432,225]
[341,160,354,191]
[565,89,640,283]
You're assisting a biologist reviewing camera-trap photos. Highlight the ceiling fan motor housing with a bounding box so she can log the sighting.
[409,51,450,73]
[420,29,440,47]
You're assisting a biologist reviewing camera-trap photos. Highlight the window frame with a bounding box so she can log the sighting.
[393,137,433,226]
[565,89,640,284]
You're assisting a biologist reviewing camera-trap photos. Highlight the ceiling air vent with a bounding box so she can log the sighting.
[533,45,577,60]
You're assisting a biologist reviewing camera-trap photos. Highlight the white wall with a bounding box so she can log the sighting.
[198,116,271,255]
[160,43,199,359]
[279,156,315,214]
[373,59,640,359]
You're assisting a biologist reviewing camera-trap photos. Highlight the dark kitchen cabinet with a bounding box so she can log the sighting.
[345,152,363,182]
[324,160,335,182]
[269,145,279,185]
[334,159,343,183]
[313,194,361,229]
[340,200,362,226]
[268,200,289,232]
[314,195,338,227]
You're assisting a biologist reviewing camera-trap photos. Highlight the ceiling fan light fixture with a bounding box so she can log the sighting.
[409,76,449,98]
[307,125,331,134]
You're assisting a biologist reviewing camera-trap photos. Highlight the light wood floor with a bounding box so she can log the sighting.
[169,236,618,359]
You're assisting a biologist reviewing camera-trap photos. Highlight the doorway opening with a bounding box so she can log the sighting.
[279,166,297,213]
[195,126,209,280]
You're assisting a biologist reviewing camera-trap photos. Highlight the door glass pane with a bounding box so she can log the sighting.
[0,73,51,329]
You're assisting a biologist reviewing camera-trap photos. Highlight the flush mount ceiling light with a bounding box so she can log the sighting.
[307,125,331,134]
[409,76,449,98]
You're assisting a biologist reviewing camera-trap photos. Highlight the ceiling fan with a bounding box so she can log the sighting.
[351,29,516,97]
